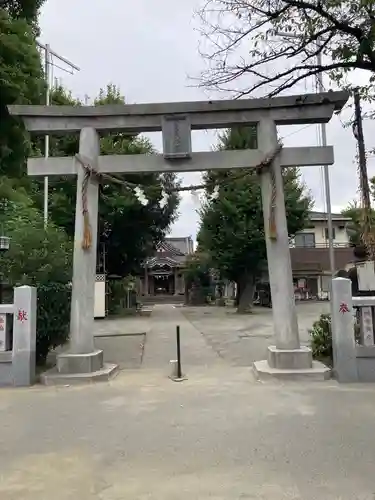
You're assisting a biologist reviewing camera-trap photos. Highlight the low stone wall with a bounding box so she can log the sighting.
[355,346,375,382]
[0,352,13,386]
[0,286,37,387]
[332,278,375,383]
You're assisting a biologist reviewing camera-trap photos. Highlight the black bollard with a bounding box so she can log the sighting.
[176,325,182,379]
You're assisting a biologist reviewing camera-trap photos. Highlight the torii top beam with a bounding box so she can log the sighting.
[8,91,349,135]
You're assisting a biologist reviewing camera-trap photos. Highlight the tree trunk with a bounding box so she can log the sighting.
[189,283,206,305]
[235,280,241,307]
[216,282,226,306]
[236,277,255,314]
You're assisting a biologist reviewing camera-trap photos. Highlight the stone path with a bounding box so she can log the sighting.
[1,367,375,499]
[181,302,330,366]
[51,318,149,370]
[91,302,330,371]
[94,317,149,369]
[141,305,224,371]
[3,304,375,498]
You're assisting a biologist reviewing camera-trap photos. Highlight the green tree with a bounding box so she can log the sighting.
[198,0,375,101]
[184,251,213,304]
[0,177,72,363]
[198,127,312,313]
[0,180,71,285]
[342,177,375,256]
[0,7,44,180]
[342,202,367,248]
[32,83,180,276]
[31,85,82,234]
[2,0,45,33]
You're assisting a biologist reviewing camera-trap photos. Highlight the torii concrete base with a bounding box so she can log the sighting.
[40,351,119,386]
[253,346,331,381]
[40,350,118,386]
[40,365,119,386]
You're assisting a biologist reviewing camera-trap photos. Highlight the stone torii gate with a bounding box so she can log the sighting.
[9,91,348,383]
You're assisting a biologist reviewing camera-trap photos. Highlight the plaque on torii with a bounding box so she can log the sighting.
[9,91,348,383]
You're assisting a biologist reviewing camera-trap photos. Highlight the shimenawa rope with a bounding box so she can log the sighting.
[76,143,282,250]
[256,142,283,240]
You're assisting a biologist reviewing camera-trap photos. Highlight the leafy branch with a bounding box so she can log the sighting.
[196,0,375,99]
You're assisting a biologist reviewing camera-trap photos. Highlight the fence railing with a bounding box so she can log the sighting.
[290,242,351,249]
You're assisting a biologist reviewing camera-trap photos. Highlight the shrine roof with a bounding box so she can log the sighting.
[157,241,184,256]
[146,256,181,268]
[156,237,194,256]
[144,237,194,267]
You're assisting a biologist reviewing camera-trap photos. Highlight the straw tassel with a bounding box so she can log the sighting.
[82,210,92,250]
[81,163,93,251]
[268,165,277,240]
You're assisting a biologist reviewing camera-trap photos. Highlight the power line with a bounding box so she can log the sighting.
[50,60,75,75]
[36,41,80,71]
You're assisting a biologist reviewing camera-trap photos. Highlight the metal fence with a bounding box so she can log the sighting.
[291,242,351,249]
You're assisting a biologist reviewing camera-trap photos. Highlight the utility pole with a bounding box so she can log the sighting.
[275,32,336,277]
[353,90,370,210]
[316,51,336,277]
[353,89,374,259]
[36,41,80,228]
[44,43,50,230]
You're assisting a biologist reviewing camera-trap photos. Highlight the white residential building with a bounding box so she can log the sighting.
[290,211,354,299]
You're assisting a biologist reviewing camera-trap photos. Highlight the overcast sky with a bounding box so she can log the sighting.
[39,0,375,240]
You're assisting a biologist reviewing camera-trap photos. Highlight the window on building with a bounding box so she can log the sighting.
[294,232,316,247]
[324,227,336,240]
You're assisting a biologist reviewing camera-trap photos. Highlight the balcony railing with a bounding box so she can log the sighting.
[290,242,351,249]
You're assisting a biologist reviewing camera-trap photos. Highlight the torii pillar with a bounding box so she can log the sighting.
[48,127,118,384]
[70,128,100,355]
[252,118,330,380]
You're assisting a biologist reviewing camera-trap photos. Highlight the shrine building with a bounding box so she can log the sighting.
[140,237,194,296]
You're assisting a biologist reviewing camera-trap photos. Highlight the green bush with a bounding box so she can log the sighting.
[309,312,361,366]
[36,283,71,365]
[184,253,214,304]
[0,179,73,364]
[108,277,137,315]
[309,313,333,363]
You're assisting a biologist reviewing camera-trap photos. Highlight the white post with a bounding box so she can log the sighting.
[144,265,149,296]
[317,52,335,278]
[69,127,100,354]
[44,43,50,229]
[12,286,37,386]
[174,268,178,295]
[258,118,300,350]
[331,277,358,382]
